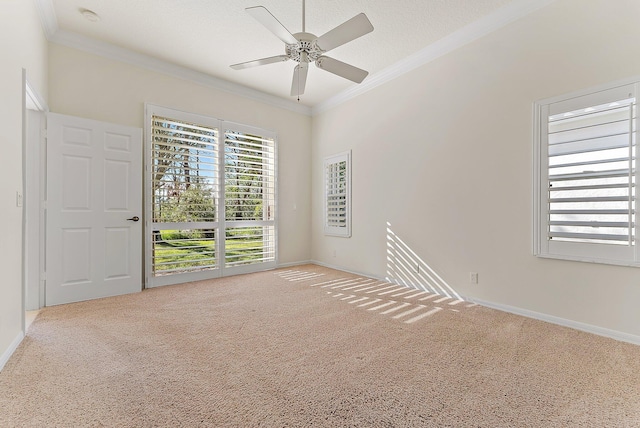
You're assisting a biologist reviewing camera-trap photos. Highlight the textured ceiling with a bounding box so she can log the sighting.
[50,0,516,107]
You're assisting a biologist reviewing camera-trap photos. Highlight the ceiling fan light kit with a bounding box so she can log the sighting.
[230,0,374,98]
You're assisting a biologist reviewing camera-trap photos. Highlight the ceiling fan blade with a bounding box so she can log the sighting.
[314,13,373,52]
[291,62,309,96]
[316,56,368,83]
[246,6,298,45]
[230,55,289,70]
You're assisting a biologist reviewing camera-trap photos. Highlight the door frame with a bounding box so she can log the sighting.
[143,104,224,288]
[23,72,48,321]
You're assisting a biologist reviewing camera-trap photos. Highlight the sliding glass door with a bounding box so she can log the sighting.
[145,105,276,287]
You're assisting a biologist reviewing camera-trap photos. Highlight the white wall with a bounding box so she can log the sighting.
[0,0,48,365]
[311,0,640,339]
[4,0,638,367]
[48,44,312,267]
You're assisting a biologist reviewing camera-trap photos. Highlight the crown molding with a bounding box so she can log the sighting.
[36,0,557,117]
[33,0,58,39]
[35,0,311,115]
[49,30,312,116]
[312,0,559,115]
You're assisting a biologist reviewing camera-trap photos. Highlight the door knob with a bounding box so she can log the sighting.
[127,216,140,222]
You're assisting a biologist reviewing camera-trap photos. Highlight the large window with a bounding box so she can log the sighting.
[534,82,638,265]
[145,105,276,287]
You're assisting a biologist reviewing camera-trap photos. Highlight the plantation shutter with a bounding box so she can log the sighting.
[151,116,218,223]
[324,151,351,237]
[145,105,277,286]
[223,126,276,270]
[540,83,638,263]
[150,114,219,281]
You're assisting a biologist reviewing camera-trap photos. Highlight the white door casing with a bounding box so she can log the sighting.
[46,113,142,305]
[25,109,45,310]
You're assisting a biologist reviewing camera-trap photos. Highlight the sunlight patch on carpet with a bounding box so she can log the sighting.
[275,268,468,325]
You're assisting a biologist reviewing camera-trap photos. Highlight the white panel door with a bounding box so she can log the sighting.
[46,113,142,305]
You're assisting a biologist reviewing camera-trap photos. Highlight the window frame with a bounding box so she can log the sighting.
[144,104,278,287]
[324,150,352,238]
[533,79,640,267]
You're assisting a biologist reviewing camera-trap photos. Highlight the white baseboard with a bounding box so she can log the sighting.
[309,260,382,281]
[310,260,640,346]
[0,332,25,372]
[277,260,314,269]
[467,297,640,346]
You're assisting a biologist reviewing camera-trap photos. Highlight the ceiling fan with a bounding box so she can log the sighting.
[230,0,374,98]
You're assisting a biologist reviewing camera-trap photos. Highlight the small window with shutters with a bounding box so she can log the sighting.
[534,82,639,265]
[324,150,351,237]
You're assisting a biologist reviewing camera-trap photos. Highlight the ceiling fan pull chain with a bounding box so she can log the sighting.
[297,62,301,102]
[298,68,300,101]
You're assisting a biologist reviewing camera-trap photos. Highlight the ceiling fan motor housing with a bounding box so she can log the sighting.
[286,32,324,63]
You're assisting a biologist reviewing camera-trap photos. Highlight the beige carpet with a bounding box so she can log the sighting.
[1,265,640,427]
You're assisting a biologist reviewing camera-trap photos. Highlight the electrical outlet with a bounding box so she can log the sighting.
[332,249,336,257]
[470,272,479,284]
[16,191,23,207]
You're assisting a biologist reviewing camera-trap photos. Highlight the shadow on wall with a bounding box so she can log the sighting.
[386,222,461,300]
